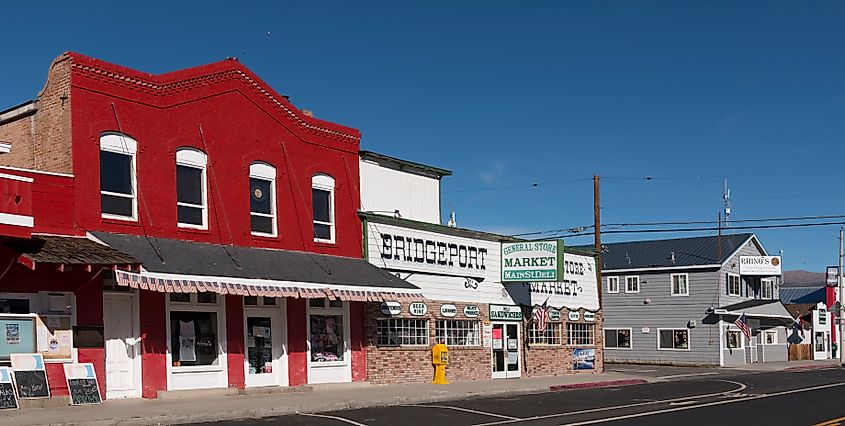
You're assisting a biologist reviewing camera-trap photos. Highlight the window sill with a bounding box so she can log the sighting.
[172,365,224,373]
[178,227,211,235]
[309,360,349,367]
[374,345,430,350]
[102,216,141,227]
[313,241,337,247]
[251,233,279,241]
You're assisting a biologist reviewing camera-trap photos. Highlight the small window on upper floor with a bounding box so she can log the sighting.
[607,276,619,293]
[312,174,335,243]
[100,133,138,221]
[671,273,689,296]
[761,279,774,299]
[625,276,640,293]
[727,274,741,296]
[249,162,277,236]
[176,148,208,229]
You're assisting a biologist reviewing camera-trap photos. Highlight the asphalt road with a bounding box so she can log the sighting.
[199,367,845,426]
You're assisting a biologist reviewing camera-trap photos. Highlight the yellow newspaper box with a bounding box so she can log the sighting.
[432,344,449,384]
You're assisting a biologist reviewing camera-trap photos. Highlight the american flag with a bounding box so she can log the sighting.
[735,313,751,340]
[533,304,550,332]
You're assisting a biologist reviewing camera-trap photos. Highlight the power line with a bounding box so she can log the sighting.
[442,178,591,194]
[548,221,845,239]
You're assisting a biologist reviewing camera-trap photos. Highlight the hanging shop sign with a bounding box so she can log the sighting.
[490,304,523,321]
[463,305,480,318]
[568,311,581,321]
[826,266,839,287]
[379,301,401,316]
[583,311,596,322]
[409,302,428,316]
[501,240,564,282]
[739,256,782,275]
[440,304,458,317]
[548,309,561,322]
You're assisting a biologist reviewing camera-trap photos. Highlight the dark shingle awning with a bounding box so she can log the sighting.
[91,232,419,300]
[5,234,140,270]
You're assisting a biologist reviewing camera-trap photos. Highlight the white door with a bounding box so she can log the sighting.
[104,293,141,399]
[491,323,521,379]
[244,303,287,387]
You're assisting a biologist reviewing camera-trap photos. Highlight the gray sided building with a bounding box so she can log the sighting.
[596,233,793,367]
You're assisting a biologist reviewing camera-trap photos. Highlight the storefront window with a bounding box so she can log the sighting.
[170,311,219,366]
[527,322,562,345]
[726,330,741,349]
[659,329,690,350]
[170,293,191,303]
[604,329,631,348]
[310,315,344,362]
[566,323,595,346]
[436,320,480,346]
[247,316,273,374]
[197,293,217,304]
[0,298,30,314]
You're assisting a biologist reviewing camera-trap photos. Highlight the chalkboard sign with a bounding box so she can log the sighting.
[0,367,18,410]
[0,382,17,410]
[67,378,102,405]
[14,370,50,399]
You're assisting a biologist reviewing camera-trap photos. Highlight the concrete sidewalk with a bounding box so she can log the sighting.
[3,372,644,426]
[728,359,841,372]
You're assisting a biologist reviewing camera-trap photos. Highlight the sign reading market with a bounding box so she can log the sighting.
[501,240,564,282]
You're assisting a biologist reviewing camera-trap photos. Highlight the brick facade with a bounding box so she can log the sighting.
[0,53,73,174]
[365,299,604,384]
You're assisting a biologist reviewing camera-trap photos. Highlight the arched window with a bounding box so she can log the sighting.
[311,174,335,243]
[249,162,277,236]
[100,132,138,220]
[176,148,208,229]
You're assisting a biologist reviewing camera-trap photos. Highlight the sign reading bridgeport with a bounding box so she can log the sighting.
[501,241,564,282]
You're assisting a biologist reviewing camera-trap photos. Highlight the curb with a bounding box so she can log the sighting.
[24,378,653,426]
[549,379,648,392]
[783,364,841,372]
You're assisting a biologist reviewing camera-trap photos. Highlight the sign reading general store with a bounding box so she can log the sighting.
[501,241,564,282]
[489,304,523,321]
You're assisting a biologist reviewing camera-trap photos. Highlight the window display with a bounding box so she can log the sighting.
[170,311,218,366]
[310,315,344,362]
[247,317,273,374]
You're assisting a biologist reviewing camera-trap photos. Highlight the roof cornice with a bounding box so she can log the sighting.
[66,52,360,144]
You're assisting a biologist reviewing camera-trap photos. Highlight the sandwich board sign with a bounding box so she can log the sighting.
[10,353,49,399]
[63,363,102,405]
[0,367,18,410]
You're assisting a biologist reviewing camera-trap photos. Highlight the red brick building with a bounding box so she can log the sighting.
[0,53,418,400]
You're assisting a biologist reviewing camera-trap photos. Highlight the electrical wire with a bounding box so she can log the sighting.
[544,220,845,239]
[442,178,591,194]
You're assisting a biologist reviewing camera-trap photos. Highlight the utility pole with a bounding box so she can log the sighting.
[594,175,602,309]
[839,227,844,365]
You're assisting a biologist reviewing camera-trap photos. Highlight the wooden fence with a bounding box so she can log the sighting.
[788,344,813,361]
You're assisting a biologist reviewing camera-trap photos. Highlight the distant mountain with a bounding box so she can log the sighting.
[782,270,825,287]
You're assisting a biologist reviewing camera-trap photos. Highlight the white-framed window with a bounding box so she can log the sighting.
[727,274,741,296]
[249,162,277,236]
[725,329,743,349]
[764,329,778,345]
[100,132,138,221]
[671,273,689,296]
[607,276,619,293]
[176,148,208,229]
[567,323,595,346]
[243,296,277,307]
[527,322,562,345]
[604,328,632,349]
[435,320,480,346]
[625,276,640,293]
[658,328,690,350]
[168,292,223,368]
[312,174,335,243]
[307,298,347,363]
[377,318,429,346]
[761,279,773,299]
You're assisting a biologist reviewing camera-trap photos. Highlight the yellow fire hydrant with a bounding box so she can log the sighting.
[432,343,449,384]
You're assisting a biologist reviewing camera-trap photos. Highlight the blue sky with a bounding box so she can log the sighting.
[2,1,844,272]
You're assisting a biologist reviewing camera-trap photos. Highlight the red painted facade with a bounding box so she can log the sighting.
[0,52,371,399]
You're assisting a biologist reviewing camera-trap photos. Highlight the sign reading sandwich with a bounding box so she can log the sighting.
[501,240,564,282]
[739,256,782,275]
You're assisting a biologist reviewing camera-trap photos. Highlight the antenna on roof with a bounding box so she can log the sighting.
[447,204,457,228]
[723,179,731,227]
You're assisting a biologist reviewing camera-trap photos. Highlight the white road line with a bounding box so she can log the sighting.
[557,381,845,426]
[472,379,747,426]
[609,369,659,373]
[298,413,368,426]
[656,372,720,379]
[403,404,520,420]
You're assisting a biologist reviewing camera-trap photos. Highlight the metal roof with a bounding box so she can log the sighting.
[575,233,754,271]
[779,286,826,304]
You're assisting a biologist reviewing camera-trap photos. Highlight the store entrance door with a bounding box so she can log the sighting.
[104,292,141,399]
[244,303,287,388]
[491,323,521,379]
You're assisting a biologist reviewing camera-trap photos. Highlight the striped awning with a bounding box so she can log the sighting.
[114,270,419,301]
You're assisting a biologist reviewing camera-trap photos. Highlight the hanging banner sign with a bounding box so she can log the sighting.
[379,301,401,316]
[739,256,782,275]
[463,305,480,318]
[440,304,458,317]
[501,241,564,282]
[409,303,428,316]
[490,304,523,321]
[827,266,839,287]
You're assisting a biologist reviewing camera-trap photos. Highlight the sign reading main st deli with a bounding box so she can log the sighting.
[489,304,523,321]
[501,240,564,282]
[739,256,782,275]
